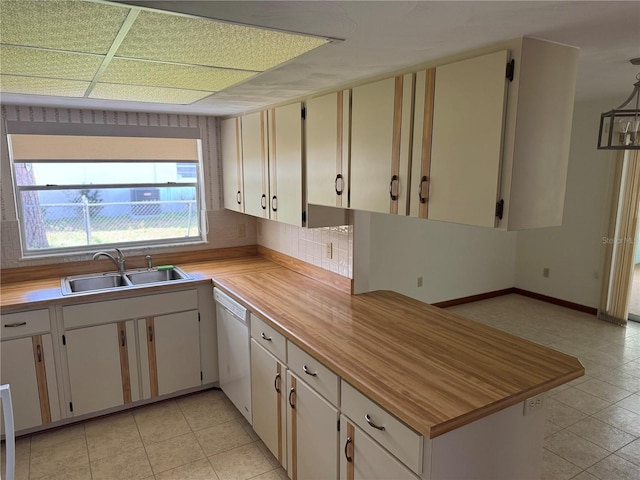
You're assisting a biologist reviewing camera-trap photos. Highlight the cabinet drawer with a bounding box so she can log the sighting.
[63,289,198,329]
[341,380,423,475]
[1,309,50,339]
[250,314,286,362]
[288,341,339,406]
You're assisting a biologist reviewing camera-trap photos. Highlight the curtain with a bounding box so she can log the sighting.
[600,150,640,325]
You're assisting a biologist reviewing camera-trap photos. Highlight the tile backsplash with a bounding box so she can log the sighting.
[258,219,353,278]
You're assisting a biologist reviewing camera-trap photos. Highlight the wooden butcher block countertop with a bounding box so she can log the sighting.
[1,252,584,439]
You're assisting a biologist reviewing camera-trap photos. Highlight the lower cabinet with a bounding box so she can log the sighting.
[340,415,419,480]
[138,310,201,398]
[0,333,59,431]
[250,339,287,467]
[62,290,202,417]
[287,371,339,480]
[65,321,138,416]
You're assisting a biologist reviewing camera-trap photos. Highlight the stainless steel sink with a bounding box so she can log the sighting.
[60,267,192,295]
[62,273,131,294]
[126,267,190,285]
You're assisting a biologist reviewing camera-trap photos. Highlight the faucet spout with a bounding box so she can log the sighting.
[93,249,126,275]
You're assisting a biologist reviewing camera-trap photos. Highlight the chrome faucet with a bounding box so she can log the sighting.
[93,248,126,275]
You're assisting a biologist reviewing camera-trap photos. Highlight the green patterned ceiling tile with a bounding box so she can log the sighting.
[0,0,129,54]
[100,58,257,91]
[90,83,212,104]
[0,45,103,80]
[117,10,328,71]
[0,74,89,96]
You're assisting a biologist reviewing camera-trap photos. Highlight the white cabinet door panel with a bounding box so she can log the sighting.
[429,50,508,227]
[221,117,244,212]
[242,111,269,218]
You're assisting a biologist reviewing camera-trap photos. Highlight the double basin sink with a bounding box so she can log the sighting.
[60,266,192,295]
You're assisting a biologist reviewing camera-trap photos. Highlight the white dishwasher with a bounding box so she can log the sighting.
[214,287,252,423]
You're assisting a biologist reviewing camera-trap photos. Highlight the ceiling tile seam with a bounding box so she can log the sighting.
[95,80,216,94]
[110,56,263,74]
[0,44,105,59]
[84,7,140,98]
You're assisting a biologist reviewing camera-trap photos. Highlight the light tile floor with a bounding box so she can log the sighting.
[449,294,640,480]
[1,389,286,480]
[3,294,640,480]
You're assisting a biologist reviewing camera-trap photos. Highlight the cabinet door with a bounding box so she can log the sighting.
[351,75,413,214]
[0,335,56,431]
[428,50,509,227]
[251,339,287,467]
[242,111,269,218]
[221,117,244,212]
[66,322,135,416]
[139,310,201,398]
[306,91,350,208]
[340,416,419,480]
[287,372,339,480]
[269,102,303,226]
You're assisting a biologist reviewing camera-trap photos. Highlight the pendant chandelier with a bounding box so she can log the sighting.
[598,59,640,150]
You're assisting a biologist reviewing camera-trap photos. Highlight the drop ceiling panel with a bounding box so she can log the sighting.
[115,10,329,71]
[0,75,90,97]
[0,0,130,54]
[90,83,212,104]
[100,58,258,91]
[0,46,104,81]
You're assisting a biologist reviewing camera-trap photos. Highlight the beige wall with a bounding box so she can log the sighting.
[0,105,256,269]
[514,99,617,308]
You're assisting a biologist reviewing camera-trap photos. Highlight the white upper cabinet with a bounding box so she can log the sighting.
[306,90,350,208]
[220,117,244,213]
[424,50,509,227]
[350,74,414,215]
[241,111,270,218]
[268,102,304,226]
[410,37,578,229]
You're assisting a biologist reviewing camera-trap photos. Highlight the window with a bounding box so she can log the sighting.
[8,124,205,256]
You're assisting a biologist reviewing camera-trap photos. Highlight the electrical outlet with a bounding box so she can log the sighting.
[523,394,544,416]
[326,242,333,259]
[417,276,423,288]
[543,267,550,278]
[237,224,246,238]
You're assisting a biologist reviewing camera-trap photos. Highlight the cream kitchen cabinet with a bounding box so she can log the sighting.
[267,102,304,226]
[350,74,414,215]
[410,37,578,229]
[221,117,244,213]
[137,310,201,398]
[241,110,270,218]
[61,289,200,417]
[287,371,339,480]
[250,338,287,467]
[306,90,350,208]
[64,321,137,416]
[1,309,61,432]
[340,415,419,480]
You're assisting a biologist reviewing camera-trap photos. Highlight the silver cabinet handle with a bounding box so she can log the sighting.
[418,175,428,204]
[289,387,296,409]
[261,332,272,342]
[344,436,353,462]
[274,373,281,393]
[389,174,399,201]
[303,364,317,377]
[4,322,27,328]
[365,413,385,431]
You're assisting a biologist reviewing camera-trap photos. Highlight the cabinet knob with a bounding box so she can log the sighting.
[261,194,267,210]
[271,195,278,212]
[389,175,399,201]
[344,436,353,463]
[364,413,385,431]
[335,174,344,196]
[289,387,296,408]
[236,191,242,205]
[120,329,126,347]
[418,176,428,204]
[36,344,42,363]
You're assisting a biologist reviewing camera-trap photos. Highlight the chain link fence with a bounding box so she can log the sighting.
[22,196,199,250]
